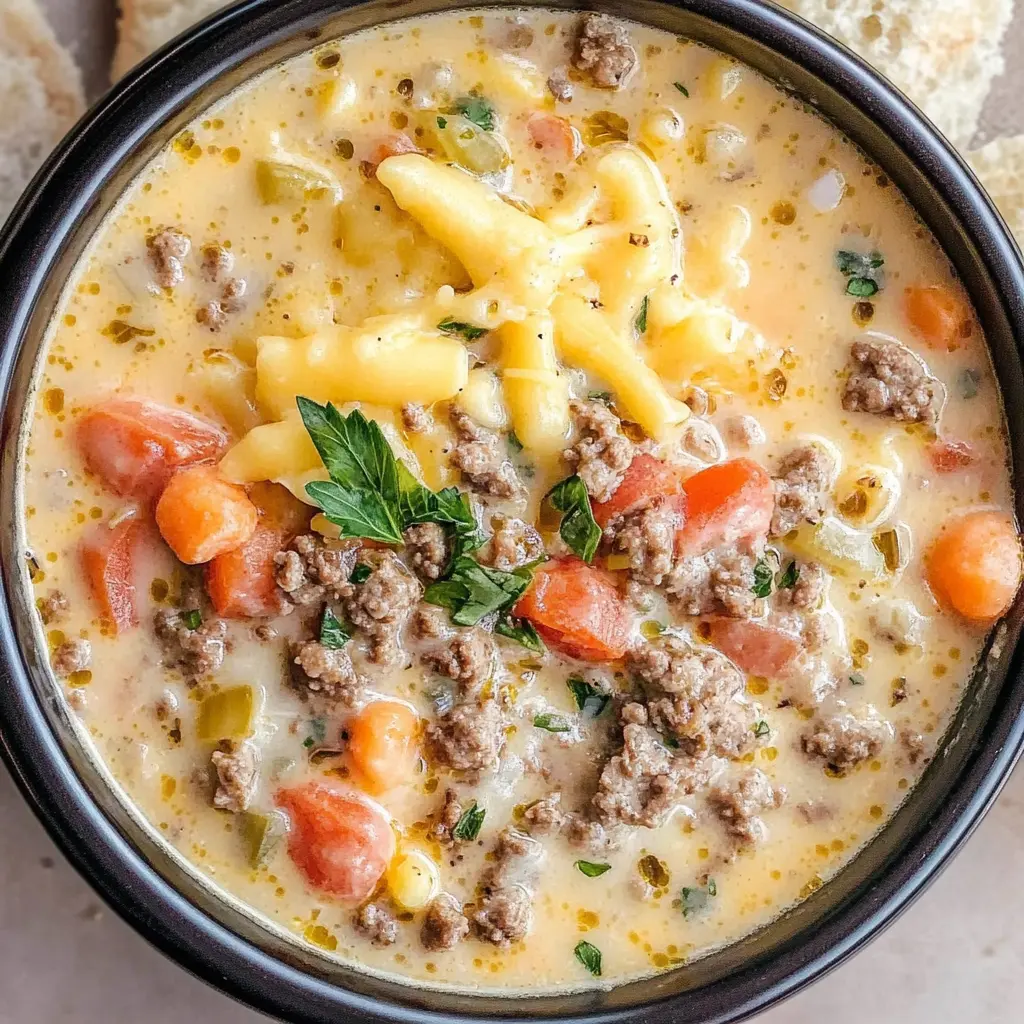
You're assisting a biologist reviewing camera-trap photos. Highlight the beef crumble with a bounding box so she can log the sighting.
[801,711,890,771]
[773,561,828,610]
[147,227,190,289]
[665,548,761,618]
[154,609,227,682]
[427,698,505,772]
[563,399,635,503]
[288,639,363,704]
[429,787,464,844]
[421,894,470,951]
[572,13,637,89]
[354,902,399,946]
[770,445,833,537]
[51,637,91,677]
[342,551,420,665]
[422,628,496,696]
[547,65,574,102]
[483,514,544,571]
[38,588,69,624]
[404,522,449,580]
[401,402,434,433]
[449,408,521,499]
[274,533,358,606]
[708,769,786,845]
[211,740,259,812]
[842,338,942,424]
[473,829,541,947]
[606,500,679,586]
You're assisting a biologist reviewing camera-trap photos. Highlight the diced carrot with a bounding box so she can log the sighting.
[704,618,803,679]
[591,453,688,528]
[904,285,971,350]
[80,518,144,632]
[347,700,420,793]
[527,113,581,159]
[155,464,258,564]
[205,523,290,618]
[276,782,395,901]
[929,439,977,473]
[515,558,632,661]
[77,398,228,500]
[367,133,420,175]
[926,510,1022,621]
[676,458,775,557]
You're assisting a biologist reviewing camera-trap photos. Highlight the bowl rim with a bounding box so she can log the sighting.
[2,1,1024,1022]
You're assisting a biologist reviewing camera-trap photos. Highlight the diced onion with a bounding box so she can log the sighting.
[807,169,846,212]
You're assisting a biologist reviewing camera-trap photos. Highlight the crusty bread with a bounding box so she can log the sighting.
[779,0,1014,148]
[112,0,230,80]
[968,135,1024,246]
[0,0,85,224]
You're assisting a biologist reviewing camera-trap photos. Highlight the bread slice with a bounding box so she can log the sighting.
[779,0,1014,148]
[0,0,85,223]
[112,0,230,80]
[968,135,1024,246]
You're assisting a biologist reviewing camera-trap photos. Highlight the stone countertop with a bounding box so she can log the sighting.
[4,1,1023,1021]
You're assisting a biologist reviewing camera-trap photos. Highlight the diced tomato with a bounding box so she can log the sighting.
[80,518,143,632]
[347,701,420,793]
[77,398,228,500]
[929,439,977,473]
[514,558,632,661]
[155,464,258,564]
[676,458,774,557]
[367,133,420,175]
[527,113,581,159]
[704,618,803,679]
[205,523,290,618]
[276,782,395,901]
[591,454,688,528]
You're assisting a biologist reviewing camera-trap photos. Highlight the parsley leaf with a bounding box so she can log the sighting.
[849,671,866,686]
[546,475,601,562]
[574,940,602,976]
[680,879,717,917]
[567,676,610,718]
[495,614,545,653]
[533,712,572,733]
[777,560,799,589]
[673,82,689,97]
[452,802,486,841]
[752,719,770,738]
[302,716,327,750]
[423,555,534,626]
[835,249,884,297]
[588,390,613,405]
[575,860,611,878]
[319,608,350,649]
[437,316,488,341]
[350,563,372,584]
[182,609,202,630]
[846,277,879,298]
[507,430,524,453]
[634,293,649,335]
[455,94,496,132]
[436,115,448,129]
[751,558,774,598]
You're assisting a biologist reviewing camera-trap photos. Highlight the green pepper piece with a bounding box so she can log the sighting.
[197,685,257,741]
[240,810,288,867]
[790,516,885,579]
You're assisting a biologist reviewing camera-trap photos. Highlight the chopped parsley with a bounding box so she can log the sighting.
[350,563,372,584]
[575,860,611,878]
[319,607,350,649]
[495,615,545,653]
[507,430,524,453]
[436,115,448,129]
[533,712,572,733]
[546,474,601,563]
[673,82,690,97]
[452,802,486,841]
[437,316,488,341]
[680,879,717,917]
[423,556,535,627]
[751,558,774,598]
[777,560,799,590]
[574,940,602,976]
[455,94,496,132]
[752,719,771,739]
[302,716,327,750]
[588,390,613,405]
[835,249,885,298]
[567,675,610,718]
[849,671,866,686]
[634,293,649,335]
[182,608,202,630]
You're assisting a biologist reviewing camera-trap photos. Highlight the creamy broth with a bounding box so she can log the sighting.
[19,7,1022,994]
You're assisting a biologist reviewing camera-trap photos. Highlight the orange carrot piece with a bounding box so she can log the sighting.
[367,133,420,175]
[704,618,803,679]
[904,285,970,349]
[347,700,420,793]
[527,113,581,159]
[926,510,1022,622]
[77,398,227,500]
[155,464,257,564]
[205,523,290,618]
[591,454,688,528]
[80,519,143,632]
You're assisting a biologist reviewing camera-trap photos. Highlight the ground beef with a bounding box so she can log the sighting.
[473,885,532,946]
[354,902,399,947]
[430,787,464,844]
[343,551,421,664]
[274,534,357,606]
[401,402,433,433]
[900,728,927,766]
[680,419,724,463]
[449,408,521,499]
[422,629,496,696]
[665,547,761,618]
[770,445,833,537]
[627,635,756,759]
[566,816,616,854]
[211,741,259,812]
[197,277,246,331]
[708,769,786,845]
[253,623,278,643]
[288,639,363,704]
[572,13,637,88]
[563,399,635,503]
[428,699,504,772]
[486,828,543,888]
[404,522,449,580]
[421,894,470,951]
[773,561,828,610]
[523,792,566,835]
[547,65,574,102]
[51,638,91,677]
[154,609,227,682]
[147,228,190,288]
[200,243,233,282]
[842,338,941,424]
[38,589,69,624]
[802,712,890,771]
[869,599,926,647]
[410,605,450,641]
[592,713,709,828]
[484,514,544,571]
[606,500,679,586]
[723,415,765,450]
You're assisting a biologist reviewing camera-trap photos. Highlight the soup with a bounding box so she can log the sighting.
[19,7,1022,993]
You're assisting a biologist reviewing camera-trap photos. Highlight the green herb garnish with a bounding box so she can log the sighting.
[576,860,611,878]
[777,560,799,590]
[437,316,488,341]
[452,801,486,841]
[849,671,866,686]
[546,474,601,563]
[182,609,202,630]
[752,719,770,739]
[319,607,350,649]
[302,716,327,750]
[673,82,689,97]
[423,555,534,627]
[835,249,884,297]
[455,94,496,132]
[680,879,717,917]
[846,277,879,298]
[574,940,602,976]
[533,712,572,733]
[634,293,649,335]
[588,390,613,405]
[751,558,774,598]
[436,115,448,129]
[507,430,524,453]
[567,676,610,718]
[350,563,372,584]
[495,614,545,653]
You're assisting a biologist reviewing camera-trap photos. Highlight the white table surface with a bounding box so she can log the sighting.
[5,2,1024,1021]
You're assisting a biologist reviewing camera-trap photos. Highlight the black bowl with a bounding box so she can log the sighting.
[2,1,1023,1021]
